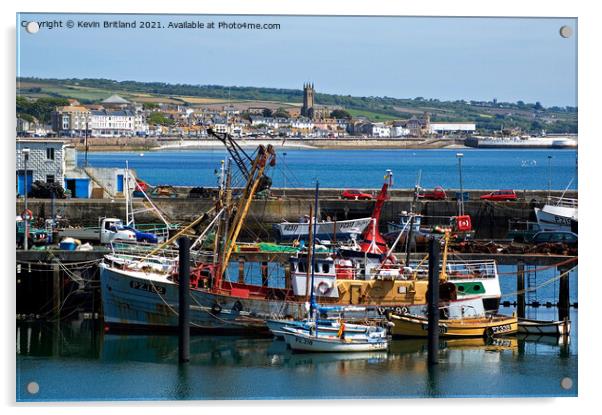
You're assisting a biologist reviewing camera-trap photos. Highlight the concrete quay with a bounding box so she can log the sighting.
[17,188,576,240]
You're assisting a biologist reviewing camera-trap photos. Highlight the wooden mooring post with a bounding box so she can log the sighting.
[517,261,525,319]
[558,264,571,321]
[427,237,440,366]
[178,236,191,363]
[52,258,62,318]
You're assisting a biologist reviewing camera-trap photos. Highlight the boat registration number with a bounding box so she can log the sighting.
[130,280,166,295]
[295,337,313,345]
[284,224,300,232]
[554,216,572,225]
[421,323,448,334]
[491,324,513,334]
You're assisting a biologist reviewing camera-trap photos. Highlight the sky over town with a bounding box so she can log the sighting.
[17,14,577,106]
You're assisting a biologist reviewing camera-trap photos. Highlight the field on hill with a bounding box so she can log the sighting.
[16,77,578,134]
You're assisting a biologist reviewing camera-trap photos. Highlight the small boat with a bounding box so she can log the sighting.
[282,326,389,353]
[267,318,384,339]
[388,313,518,338]
[518,318,571,336]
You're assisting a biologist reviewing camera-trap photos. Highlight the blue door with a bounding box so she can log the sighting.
[74,178,90,198]
[16,170,33,196]
[117,174,124,193]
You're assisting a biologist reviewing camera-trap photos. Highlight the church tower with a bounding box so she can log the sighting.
[301,82,315,119]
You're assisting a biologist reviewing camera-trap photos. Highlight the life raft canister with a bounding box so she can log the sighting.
[335,259,354,279]
[455,215,472,232]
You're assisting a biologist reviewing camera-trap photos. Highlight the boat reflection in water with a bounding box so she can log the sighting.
[17,316,576,400]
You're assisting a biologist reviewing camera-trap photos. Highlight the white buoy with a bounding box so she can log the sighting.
[139,153,144,157]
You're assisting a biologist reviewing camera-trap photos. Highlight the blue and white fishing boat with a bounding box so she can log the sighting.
[279,181,390,353]
[282,326,389,352]
[273,217,372,242]
[267,317,383,339]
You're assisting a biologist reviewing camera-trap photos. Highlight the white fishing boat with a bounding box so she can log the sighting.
[267,317,384,339]
[518,318,571,336]
[273,217,372,242]
[534,196,578,232]
[282,326,389,352]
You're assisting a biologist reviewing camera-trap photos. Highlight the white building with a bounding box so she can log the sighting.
[429,122,476,134]
[290,118,314,130]
[390,123,411,137]
[368,123,391,138]
[16,138,133,198]
[16,139,70,196]
[90,110,147,137]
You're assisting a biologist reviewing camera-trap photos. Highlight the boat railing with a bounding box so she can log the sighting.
[548,196,578,208]
[410,260,498,279]
[109,241,216,264]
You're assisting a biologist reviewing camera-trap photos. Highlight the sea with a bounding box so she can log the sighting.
[77,148,578,190]
[16,148,579,401]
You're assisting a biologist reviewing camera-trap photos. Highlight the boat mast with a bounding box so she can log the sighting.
[304,203,314,302]
[125,161,130,226]
[309,180,320,317]
[215,144,276,288]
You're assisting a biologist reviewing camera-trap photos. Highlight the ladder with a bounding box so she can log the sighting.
[526,265,537,303]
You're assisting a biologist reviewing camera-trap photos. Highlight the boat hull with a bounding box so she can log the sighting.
[273,218,372,241]
[535,206,577,231]
[283,332,389,352]
[518,318,571,336]
[389,314,518,338]
[100,264,420,332]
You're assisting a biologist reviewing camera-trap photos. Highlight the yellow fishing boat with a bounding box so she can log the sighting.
[388,313,518,338]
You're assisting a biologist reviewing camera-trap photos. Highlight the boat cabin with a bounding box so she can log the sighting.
[289,255,339,298]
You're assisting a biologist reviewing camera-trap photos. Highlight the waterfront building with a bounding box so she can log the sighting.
[428,122,476,135]
[89,109,147,137]
[15,138,129,198]
[16,139,71,196]
[51,106,91,137]
[360,122,391,138]
[391,122,411,137]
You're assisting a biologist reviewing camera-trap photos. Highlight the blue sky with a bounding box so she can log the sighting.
[17,14,577,106]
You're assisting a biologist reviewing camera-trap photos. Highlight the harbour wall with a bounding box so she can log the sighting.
[17,188,576,239]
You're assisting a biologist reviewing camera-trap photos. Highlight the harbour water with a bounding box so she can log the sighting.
[79,148,578,190]
[16,147,579,401]
[17,267,577,401]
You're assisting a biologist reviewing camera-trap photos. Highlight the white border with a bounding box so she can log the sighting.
[2,1,599,414]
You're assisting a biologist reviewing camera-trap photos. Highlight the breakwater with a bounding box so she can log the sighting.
[17,188,576,239]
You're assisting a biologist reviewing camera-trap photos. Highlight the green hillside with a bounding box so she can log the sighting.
[17,77,577,133]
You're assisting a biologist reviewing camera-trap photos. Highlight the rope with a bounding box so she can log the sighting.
[501,264,577,298]
[496,256,577,275]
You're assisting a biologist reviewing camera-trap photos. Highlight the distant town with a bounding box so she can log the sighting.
[16,78,577,143]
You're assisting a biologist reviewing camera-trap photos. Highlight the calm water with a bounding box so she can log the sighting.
[17,267,577,401]
[79,148,578,190]
[16,311,577,401]
[19,148,578,401]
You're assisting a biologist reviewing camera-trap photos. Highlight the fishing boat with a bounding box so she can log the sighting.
[388,313,517,338]
[518,318,571,336]
[267,317,384,339]
[385,212,475,245]
[282,326,389,353]
[273,217,372,242]
[534,196,578,232]
[388,297,517,338]
[99,140,504,333]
